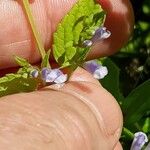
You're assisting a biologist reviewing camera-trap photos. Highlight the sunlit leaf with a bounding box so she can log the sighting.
[53,0,105,68]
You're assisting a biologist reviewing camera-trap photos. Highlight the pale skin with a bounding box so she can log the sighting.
[0,0,134,149]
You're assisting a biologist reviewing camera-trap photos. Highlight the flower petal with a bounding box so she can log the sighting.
[83,60,108,80]
[92,27,111,43]
[44,69,63,83]
[83,60,101,74]
[93,66,108,79]
[54,74,68,84]
[130,132,148,150]
[41,67,51,81]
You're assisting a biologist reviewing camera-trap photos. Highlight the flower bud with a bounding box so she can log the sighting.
[41,68,51,82]
[130,132,148,150]
[83,40,93,47]
[30,69,39,78]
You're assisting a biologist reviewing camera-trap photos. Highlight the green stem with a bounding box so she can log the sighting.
[22,0,46,59]
[123,127,134,140]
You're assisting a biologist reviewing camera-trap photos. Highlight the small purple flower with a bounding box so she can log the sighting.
[41,68,67,84]
[91,27,111,43]
[83,27,111,47]
[41,68,62,83]
[130,132,148,150]
[30,69,39,78]
[83,60,108,79]
[83,60,100,73]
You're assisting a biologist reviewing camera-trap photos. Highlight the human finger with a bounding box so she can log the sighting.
[0,0,134,69]
[0,67,123,149]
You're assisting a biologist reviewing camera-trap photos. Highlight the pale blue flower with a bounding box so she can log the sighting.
[93,66,108,79]
[41,68,67,84]
[130,132,148,150]
[91,27,111,43]
[83,27,111,47]
[83,60,108,79]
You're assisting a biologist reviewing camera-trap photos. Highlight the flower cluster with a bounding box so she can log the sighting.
[30,27,111,85]
[31,68,68,84]
[130,132,149,150]
[83,27,111,47]
[30,60,108,86]
[83,60,108,79]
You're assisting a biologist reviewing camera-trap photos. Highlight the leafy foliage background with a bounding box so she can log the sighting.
[101,0,150,148]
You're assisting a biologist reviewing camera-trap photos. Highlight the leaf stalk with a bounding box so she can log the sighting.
[22,0,46,59]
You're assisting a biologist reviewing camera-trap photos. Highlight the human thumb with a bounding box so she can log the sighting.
[0,67,123,149]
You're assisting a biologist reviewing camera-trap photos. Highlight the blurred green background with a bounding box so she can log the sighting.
[112,0,150,96]
[100,0,150,149]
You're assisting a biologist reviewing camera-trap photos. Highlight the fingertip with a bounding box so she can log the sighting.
[58,69,123,146]
[69,67,100,86]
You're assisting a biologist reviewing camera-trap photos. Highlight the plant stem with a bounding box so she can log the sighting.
[123,127,134,140]
[22,0,46,59]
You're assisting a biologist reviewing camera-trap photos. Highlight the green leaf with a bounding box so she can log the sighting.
[100,58,124,103]
[142,117,150,133]
[0,73,38,97]
[123,80,150,126]
[53,0,105,67]
[41,50,51,68]
[15,56,37,76]
[15,56,31,67]
[0,56,39,97]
